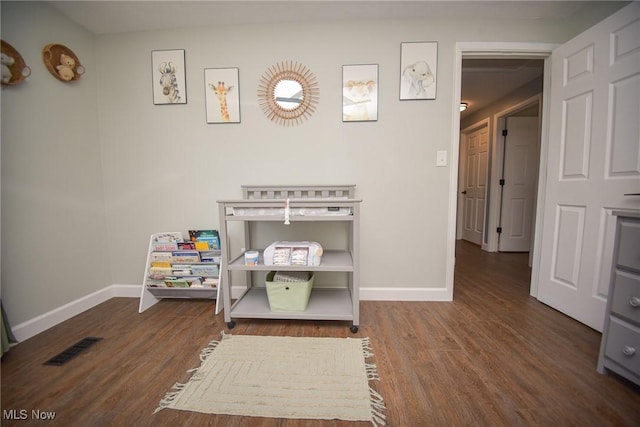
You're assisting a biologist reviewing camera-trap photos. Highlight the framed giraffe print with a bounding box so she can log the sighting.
[151,49,187,105]
[205,68,240,124]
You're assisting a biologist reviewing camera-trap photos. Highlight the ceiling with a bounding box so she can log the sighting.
[461,58,544,119]
[47,1,627,35]
[45,1,624,116]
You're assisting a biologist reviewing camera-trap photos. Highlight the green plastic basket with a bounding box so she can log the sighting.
[265,271,314,312]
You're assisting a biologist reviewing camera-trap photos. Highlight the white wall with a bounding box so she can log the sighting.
[0,1,626,339]
[95,17,573,297]
[1,2,111,328]
[461,77,543,130]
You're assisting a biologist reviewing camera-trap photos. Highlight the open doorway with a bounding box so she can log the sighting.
[449,3,637,328]
[458,118,490,247]
[494,99,542,267]
[456,58,544,258]
[444,42,555,303]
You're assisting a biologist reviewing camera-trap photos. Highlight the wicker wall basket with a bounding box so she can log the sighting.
[42,43,85,83]
[1,40,31,86]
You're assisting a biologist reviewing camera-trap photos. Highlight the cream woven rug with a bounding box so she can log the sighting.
[155,333,385,426]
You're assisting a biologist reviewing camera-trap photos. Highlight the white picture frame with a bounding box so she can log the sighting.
[400,42,438,100]
[204,68,240,124]
[151,49,187,105]
[342,64,379,122]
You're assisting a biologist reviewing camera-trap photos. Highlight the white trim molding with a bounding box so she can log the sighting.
[11,284,141,343]
[12,283,450,344]
[359,287,451,301]
[449,42,558,299]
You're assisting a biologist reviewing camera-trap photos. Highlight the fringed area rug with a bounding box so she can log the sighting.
[155,332,385,426]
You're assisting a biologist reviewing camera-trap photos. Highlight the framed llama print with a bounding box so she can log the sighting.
[151,49,187,105]
[342,64,378,122]
[204,68,240,124]
[400,42,437,100]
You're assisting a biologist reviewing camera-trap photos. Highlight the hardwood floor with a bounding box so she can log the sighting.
[2,240,639,426]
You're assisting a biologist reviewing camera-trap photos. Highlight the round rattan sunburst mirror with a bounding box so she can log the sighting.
[257,61,319,126]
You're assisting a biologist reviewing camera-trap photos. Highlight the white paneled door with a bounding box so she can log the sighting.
[461,124,489,245]
[536,3,640,331]
[499,116,539,252]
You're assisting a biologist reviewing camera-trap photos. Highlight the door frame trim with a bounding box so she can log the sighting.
[447,42,558,300]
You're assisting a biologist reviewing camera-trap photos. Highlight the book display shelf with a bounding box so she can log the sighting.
[138,231,222,314]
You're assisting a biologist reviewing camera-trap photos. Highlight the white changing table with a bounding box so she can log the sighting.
[217,185,362,332]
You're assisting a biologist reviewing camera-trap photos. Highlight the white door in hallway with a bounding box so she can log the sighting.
[499,116,539,252]
[461,124,489,245]
[536,3,640,331]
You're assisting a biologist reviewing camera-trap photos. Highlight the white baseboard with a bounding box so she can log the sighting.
[110,284,143,298]
[12,284,450,343]
[11,284,142,343]
[360,286,452,301]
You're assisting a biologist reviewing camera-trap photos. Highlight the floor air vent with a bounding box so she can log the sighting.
[44,337,103,366]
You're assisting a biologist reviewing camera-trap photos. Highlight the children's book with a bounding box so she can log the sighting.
[171,251,200,263]
[153,232,184,243]
[177,241,197,250]
[188,230,220,250]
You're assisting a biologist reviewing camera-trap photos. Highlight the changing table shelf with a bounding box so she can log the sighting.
[230,288,354,321]
[228,249,354,272]
[217,185,362,332]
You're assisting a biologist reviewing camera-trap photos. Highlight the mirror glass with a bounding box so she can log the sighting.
[274,79,303,110]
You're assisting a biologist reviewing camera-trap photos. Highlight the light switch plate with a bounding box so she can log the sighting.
[436,150,447,167]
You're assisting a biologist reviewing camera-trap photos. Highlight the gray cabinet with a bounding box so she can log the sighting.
[597,211,640,385]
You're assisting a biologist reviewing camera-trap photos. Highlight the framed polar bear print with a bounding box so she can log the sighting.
[400,42,437,100]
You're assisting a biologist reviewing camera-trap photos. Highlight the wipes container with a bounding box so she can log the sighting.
[244,250,259,266]
[265,271,314,312]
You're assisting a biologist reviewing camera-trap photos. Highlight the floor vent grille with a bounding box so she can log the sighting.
[43,337,103,366]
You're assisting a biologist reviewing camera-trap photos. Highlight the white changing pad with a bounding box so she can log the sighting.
[232,207,351,216]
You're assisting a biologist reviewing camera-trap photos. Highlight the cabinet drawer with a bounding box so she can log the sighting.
[611,271,640,324]
[617,219,640,272]
[605,317,640,374]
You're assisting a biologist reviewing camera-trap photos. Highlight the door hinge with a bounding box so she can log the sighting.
[502,129,508,136]
[499,179,505,186]
[497,227,503,234]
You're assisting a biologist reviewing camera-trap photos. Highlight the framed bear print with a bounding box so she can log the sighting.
[152,49,187,105]
[342,64,378,122]
[400,42,437,100]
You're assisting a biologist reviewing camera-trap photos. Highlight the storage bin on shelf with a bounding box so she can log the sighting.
[265,271,314,312]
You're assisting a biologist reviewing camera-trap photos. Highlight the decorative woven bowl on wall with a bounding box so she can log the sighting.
[42,43,85,83]
[1,39,31,87]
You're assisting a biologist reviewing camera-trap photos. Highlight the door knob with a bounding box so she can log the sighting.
[461,191,467,194]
